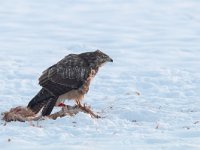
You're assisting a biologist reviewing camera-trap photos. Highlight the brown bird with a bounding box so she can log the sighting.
[27,50,113,116]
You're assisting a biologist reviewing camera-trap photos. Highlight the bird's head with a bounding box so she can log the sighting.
[79,50,113,68]
[93,50,113,67]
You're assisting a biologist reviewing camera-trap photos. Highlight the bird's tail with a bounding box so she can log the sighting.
[27,88,56,115]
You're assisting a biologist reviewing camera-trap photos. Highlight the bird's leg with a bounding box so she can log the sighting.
[82,104,101,119]
[76,100,83,108]
[75,101,101,119]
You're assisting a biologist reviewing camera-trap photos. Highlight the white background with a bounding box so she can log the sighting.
[0,0,200,149]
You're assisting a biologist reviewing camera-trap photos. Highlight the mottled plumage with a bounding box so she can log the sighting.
[27,50,113,116]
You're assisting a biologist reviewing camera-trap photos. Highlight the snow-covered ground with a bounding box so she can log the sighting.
[0,0,200,149]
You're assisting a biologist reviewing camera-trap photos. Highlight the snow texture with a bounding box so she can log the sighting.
[0,0,200,149]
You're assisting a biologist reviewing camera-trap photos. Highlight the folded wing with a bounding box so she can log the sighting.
[39,54,91,96]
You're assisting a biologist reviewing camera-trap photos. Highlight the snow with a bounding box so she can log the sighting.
[0,0,200,149]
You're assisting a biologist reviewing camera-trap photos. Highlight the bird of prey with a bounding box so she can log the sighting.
[27,50,113,116]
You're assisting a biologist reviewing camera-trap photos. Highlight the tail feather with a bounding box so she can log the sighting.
[42,97,58,116]
[27,88,54,114]
[29,100,48,114]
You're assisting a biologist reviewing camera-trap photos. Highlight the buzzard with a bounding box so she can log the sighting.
[27,50,113,116]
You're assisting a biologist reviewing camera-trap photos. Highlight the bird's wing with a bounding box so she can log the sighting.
[38,54,91,96]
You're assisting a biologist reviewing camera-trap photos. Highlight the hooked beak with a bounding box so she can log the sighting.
[108,57,113,62]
